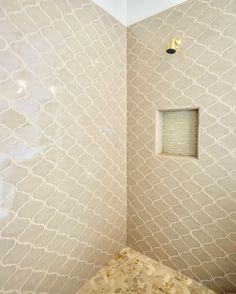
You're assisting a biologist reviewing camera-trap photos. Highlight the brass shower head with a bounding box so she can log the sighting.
[166,38,181,54]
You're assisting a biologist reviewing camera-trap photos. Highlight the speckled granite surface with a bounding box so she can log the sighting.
[77,247,218,294]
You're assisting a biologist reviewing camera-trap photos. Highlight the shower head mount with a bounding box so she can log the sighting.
[166,38,181,54]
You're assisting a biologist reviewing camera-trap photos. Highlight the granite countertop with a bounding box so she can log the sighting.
[77,247,218,294]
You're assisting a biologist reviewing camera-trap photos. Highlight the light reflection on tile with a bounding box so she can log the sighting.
[0,0,126,292]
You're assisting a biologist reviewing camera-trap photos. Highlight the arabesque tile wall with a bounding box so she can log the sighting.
[1,0,236,293]
[0,0,127,293]
[127,0,236,293]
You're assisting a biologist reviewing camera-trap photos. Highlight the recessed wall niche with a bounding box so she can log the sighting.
[156,109,199,158]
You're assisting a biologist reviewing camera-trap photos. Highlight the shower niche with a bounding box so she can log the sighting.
[156,108,199,158]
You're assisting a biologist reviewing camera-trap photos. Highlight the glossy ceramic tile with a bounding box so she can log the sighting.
[0,0,126,293]
[127,1,236,293]
[77,247,218,294]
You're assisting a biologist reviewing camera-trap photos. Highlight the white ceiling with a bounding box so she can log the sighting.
[92,0,127,26]
[92,0,187,26]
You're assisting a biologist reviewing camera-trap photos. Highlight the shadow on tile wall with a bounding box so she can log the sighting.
[127,0,236,293]
[0,0,127,293]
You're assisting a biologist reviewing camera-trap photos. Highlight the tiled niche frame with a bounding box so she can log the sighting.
[156,108,200,159]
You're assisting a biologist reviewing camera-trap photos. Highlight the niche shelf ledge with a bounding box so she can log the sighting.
[156,108,199,159]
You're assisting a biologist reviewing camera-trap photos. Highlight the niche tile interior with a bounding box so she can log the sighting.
[156,109,199,158]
